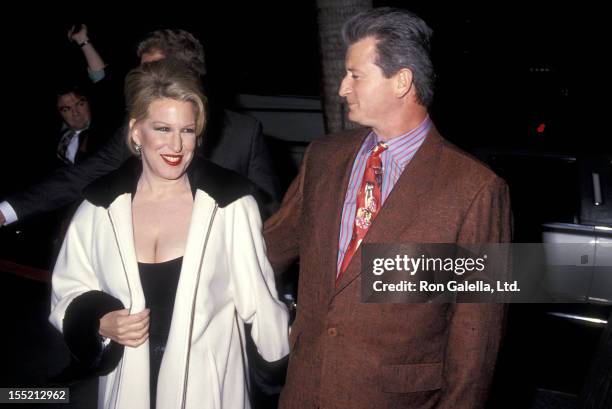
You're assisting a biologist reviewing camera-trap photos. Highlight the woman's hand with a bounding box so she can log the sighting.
[99,308,150,348]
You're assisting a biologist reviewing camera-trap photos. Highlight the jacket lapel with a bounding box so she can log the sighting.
[334,127,444,296]
[320,129,371,299]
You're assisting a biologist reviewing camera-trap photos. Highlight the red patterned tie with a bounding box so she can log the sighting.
[337,142,388,285]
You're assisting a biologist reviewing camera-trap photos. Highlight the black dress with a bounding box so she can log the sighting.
[138,257,183,409]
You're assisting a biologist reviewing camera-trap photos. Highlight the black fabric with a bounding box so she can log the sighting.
[73,123,112,165]
[12,124,131,221]
[62,290,125,376]
[9,110,280,221]
[203,111,281,217]
[138,257,183,409]
[83,155,256,209]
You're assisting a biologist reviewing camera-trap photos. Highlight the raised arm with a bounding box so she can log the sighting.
[68,24,106,82]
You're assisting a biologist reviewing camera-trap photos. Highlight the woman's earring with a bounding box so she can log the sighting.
[133,139,142,156]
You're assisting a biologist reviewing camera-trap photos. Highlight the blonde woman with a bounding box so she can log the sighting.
[50,60,289,409]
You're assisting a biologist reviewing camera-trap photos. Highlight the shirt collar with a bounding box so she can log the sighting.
[62,121,90,134]
[364,116,432,157]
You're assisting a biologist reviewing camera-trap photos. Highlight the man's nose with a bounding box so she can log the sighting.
[339,76,351,97]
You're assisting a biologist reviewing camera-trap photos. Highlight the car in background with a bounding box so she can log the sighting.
[476,149,612,304]
[476,148,612,408]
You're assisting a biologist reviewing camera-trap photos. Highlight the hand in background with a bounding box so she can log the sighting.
[68,24,89,44]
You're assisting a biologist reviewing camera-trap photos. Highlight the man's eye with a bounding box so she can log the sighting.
[352,74,359,79]
[59,107,70,113]
[155,127,170,132]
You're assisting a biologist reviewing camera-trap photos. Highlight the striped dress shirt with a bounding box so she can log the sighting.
[336,116,432,273]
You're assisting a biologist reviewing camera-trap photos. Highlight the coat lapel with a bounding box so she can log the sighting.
[318,129,371,300]
[169,189,217,337]
[105,188,218,320]
[159,190,218,406]
[107,194,146,312]
[334,127,444,296]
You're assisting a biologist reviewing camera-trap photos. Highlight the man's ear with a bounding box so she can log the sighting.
[395,68,414,98]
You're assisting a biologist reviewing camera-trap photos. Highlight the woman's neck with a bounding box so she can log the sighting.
[136,171,191,198]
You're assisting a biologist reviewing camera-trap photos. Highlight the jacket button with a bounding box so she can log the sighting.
[327,327,338,337]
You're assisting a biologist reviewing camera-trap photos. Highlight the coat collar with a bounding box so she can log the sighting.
[83,155,255,209]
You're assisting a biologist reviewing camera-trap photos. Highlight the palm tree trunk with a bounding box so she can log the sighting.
[316,0,372,134]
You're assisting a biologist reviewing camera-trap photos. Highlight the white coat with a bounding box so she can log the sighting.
[49,158,290,409]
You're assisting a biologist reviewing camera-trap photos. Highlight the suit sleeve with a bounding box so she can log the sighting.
[7,125,130,222]
[86,65,126,133]
[438,176,511,409]
[227,196,290,362]
[263,144,310,274]
[246,120,281,218]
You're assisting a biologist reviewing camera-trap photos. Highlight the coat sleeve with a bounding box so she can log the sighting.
[263,144,310,274]
[227,195,290,362]
[437,176,511,409]
[49,201,124,374]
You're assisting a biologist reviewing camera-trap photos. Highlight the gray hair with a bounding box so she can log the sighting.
[342,7,435,107]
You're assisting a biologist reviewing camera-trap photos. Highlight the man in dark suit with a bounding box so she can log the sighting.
[0,29,280,225]
[264,8,511,409]
[54,87,109,167]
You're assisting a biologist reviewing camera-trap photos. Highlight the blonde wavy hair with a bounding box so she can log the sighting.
[124,59,207,155]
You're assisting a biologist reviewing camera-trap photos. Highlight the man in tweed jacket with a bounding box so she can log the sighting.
[265,8,511,409]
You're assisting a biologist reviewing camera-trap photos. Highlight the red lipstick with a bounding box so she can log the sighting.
[160,154,183,166]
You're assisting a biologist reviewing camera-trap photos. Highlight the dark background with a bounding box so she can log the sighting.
[1,3,608,198]
[0,5,609,408]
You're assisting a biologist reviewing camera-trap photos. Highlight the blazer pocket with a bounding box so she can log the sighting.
[380,362,443,393]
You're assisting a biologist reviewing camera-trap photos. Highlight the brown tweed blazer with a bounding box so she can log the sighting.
[264,126,511,409]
